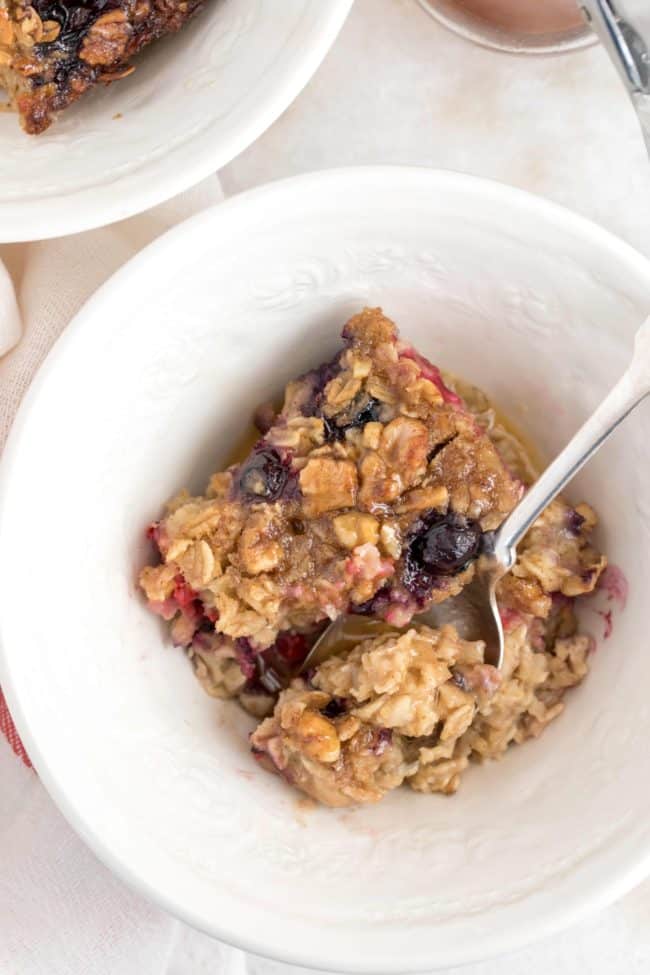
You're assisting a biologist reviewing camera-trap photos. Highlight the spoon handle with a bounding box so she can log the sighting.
[581,1,650,154]
[581,1,650,95]
[492,315,650,569]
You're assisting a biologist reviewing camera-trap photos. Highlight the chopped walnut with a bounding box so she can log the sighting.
[333,512,380,549]
[299,458,358,515]
[378,417,429,482]
[80,10,132,66]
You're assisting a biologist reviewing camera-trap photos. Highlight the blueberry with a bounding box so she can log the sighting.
[321,697,347,719]
[414,513,481,574]
[403,511,482,599]
[348,396,382,428]
[301,358,341,417]
[236,445,291,502]
[352,585,392,616]
[324,395,382,442]
[34,0,96,57]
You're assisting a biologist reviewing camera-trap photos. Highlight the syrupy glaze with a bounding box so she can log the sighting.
[491,402,544,474]
[225,425,264,467]
[224,399,282,467]
[451,0,584,34]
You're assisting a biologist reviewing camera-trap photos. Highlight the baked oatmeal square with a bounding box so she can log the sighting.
[141,308,522,678]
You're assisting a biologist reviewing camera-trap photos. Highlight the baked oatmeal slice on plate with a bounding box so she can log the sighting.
[0,0,206,133]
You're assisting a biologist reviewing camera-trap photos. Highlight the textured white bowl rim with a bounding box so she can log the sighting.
[0,0,352,243]
[2,167,650,972]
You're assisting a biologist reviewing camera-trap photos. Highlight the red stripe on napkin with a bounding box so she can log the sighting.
[0,687,32,768]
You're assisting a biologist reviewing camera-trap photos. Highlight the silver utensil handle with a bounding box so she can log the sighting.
[581,1,650,95]
[581,1,650,152]
[492,316,650,569]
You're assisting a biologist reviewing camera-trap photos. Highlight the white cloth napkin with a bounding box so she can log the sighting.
[0,735,179,975]
[0,175,249,975]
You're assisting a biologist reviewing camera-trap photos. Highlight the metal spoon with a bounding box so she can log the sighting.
[299,314,650,675]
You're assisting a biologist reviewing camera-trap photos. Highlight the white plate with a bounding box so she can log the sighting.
[1,168,650,972]
[0,0,352,242]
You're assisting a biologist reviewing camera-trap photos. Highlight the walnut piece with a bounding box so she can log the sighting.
[80,10,132,66]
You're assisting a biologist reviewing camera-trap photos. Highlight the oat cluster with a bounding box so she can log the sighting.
[251,616,593,806]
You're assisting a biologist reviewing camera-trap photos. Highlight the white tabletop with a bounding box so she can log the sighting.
[206,1,650,973]
[222,0,650,257]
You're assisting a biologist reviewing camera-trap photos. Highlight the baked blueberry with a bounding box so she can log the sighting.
[323,395,382,442]
[236,445,291,502]
[403,511,482,599]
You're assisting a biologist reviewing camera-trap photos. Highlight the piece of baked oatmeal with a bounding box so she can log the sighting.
[0,0,206,133]
[140,308,523,713]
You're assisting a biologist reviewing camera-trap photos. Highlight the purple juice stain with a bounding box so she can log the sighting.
[566,509,586,536]
[234,639,258,681]
[371,728,392,756]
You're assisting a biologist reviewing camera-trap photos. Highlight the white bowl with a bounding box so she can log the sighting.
[1,168,650,973]
[0,0,351,242]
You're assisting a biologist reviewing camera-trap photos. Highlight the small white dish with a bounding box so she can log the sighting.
[1,168,650,972]
[0,0,352,242]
